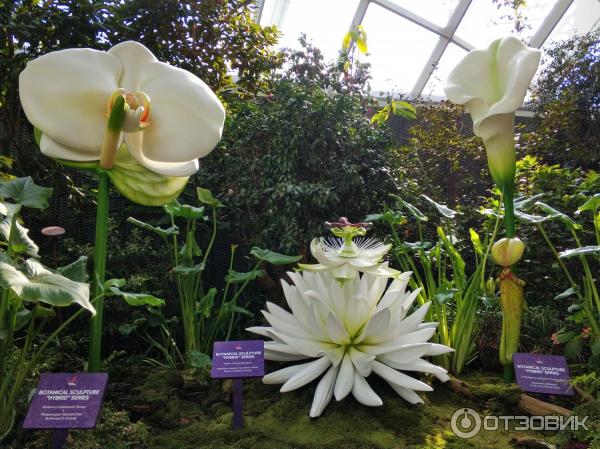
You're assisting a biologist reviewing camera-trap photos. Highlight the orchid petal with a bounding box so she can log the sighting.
[133,61,225,163]
[19,48,120,155]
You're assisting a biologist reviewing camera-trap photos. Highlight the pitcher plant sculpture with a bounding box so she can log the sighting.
[445,37,540,382]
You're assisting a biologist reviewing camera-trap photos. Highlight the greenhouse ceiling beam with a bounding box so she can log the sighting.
[528,0,574,48]
[350,0,370,30]
[410,0,472,99]
[369,0,474,51]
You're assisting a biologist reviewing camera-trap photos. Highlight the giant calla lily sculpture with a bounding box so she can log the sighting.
[444,37,540,382]
[19,41,225,370]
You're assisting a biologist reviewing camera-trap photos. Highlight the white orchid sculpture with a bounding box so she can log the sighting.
[298,217,400,282]
[19,41,225,205]
[249,219,451,417]
[444,37,540,382]
[18,41,225,371]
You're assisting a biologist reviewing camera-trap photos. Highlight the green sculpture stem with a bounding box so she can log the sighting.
[502,181,516,384]
[88,171,111,372]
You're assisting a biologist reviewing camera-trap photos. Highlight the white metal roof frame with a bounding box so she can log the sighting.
[256,0,578,99]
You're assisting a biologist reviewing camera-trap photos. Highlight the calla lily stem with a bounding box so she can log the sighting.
[88,172,110,372]
[502,182,516,384]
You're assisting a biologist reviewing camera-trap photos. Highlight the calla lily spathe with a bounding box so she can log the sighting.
[444,37,540,187]
[248,271,452,417]
[19,41,225,177]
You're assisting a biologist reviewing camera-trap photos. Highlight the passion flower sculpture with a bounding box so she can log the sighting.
[298,217,400,281]
[249,219,451,417]
[444,37,541,381]
[19,41,225,370]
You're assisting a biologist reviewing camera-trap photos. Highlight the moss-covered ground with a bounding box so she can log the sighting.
[12,362,579,449]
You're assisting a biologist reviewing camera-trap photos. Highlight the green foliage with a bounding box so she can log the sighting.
[396,101,489,209]
[0,178,93,440]
[527,30,600,168]
[372,193,499,374]
[199,54,397,252]
[129,188,299,368]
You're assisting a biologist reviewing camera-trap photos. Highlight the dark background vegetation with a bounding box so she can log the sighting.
[1,0,599,371]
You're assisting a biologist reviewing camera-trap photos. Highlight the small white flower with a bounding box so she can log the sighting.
[298,237,400,281]
[444,37,540,186]
[19,41,225,177]
[248,271,452,417]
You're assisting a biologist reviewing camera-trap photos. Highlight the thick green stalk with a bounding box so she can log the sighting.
[88,172,110,372]
[502,182,516,384]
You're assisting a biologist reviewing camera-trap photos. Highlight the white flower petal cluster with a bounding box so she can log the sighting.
[248,270,452,417]
[19,41,225,177]
[298,237,400,281]
[444,37,540,187]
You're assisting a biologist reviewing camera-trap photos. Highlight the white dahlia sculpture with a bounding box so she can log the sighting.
[248,218,452,417]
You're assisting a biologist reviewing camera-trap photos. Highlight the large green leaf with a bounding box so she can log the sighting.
[534,201,581,230]
[108,286,165,307]
[578,194,600,213]
[514,210,552,225]
[0,177,52,210]
[190,351,211,369]
[250,247,302,265]
[57,256,88,282]
[0,202,21,217]
[0,217,39,257]
[197,187,223,208]
[390,194,428,222]
[0,259,93,314]
[421,194,458,219]
[226,269,266,284]
[558,246,600,259]
[173,263,205,275]
[163,200,206,220]
[127,217,179,239]
[554,287,578,300]
[514,193,545,211]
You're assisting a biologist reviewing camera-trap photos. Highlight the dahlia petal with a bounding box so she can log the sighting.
[267,330,338,358]
[375,342,432,363]
[334,354,355,401]
[310,364,339,418]
[351,372,382,407]
[281,357,331,392]
[263,364,308,384]
[424,343,456,356]
[387,383,424,404]
[372,360,433,392]
[326,313,349,345]
[348,347,375,377]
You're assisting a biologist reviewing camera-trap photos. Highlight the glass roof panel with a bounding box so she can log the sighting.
[361,2,439,95]
[543,0,600,46]
[259,0,359,62]
[384,0,461,27]
[421,43,468,100]
[455,0,556,48]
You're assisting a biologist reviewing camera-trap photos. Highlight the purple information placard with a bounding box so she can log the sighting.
[513,353,574,396]
[23,373,108,429]
[211,340,264,379]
